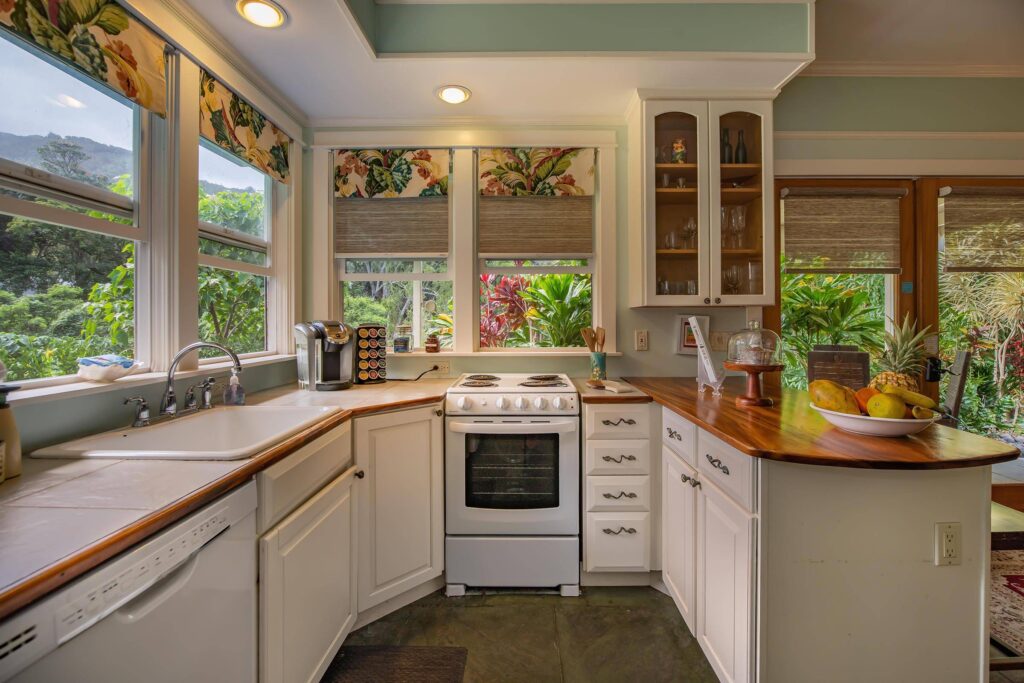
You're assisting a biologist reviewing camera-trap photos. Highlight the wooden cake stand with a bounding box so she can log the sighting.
[723,361,784,407]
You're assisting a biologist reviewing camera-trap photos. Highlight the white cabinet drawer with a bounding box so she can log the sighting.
[585,404,651,440]
[662,408,696,467]
[697,429,756,512]
[587,475,650,512]
[257,421,352,534]
[586,439,650,475]
[585,512,650,572]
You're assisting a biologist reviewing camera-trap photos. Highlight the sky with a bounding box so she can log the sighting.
[0,35,261,191]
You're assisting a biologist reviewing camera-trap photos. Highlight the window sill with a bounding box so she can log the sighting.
[8,354,296,407]
[387,350,622,358]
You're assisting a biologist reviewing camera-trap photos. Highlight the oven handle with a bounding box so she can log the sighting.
[448,421,577,434]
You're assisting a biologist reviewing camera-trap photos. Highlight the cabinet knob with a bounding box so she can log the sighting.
[714,297,721,304]
[703,297,711,304]
[355,470,365,479]
[434,409,444,417]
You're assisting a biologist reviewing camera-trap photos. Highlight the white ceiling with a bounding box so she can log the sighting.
[179,0,1024,127]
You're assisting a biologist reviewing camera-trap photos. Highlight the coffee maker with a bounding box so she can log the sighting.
[293,321,355,391]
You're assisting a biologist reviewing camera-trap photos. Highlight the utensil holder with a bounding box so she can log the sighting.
[590,352,607,381]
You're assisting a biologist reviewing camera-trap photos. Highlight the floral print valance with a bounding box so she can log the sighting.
[0,0,169,116]
[200,69,292,184]
[334,149,450,198]
[479,148,595,197]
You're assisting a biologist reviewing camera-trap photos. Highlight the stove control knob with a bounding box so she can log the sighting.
[496,397,510,410]
[457,396,473,410]
[514,397,528,410]
[552,397,566,410]
[534,397,548,410]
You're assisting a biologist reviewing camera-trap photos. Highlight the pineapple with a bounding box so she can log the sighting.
[869,315,930,392]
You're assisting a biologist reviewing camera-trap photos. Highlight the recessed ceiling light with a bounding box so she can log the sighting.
[436,85,471,105]
[236,0,287,28]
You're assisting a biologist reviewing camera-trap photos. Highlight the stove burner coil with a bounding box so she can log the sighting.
[466,374,500,381]
[461,380,497,388]
[519,380,568,388]
[528,374,559,381]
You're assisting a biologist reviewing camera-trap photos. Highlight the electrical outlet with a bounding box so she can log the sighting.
[935,522,962,566]
[430,360,451,375]
[710,331,731,352]
[634,329,649,351]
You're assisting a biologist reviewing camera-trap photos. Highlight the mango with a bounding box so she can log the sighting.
[867,393,907,419]
[809,379,860,415]
[912,406,936,420]
[880,385,938,411]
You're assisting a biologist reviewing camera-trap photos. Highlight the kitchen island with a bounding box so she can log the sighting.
[625,376,1018,683]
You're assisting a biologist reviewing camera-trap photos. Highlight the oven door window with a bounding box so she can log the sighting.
[465,432,559,509]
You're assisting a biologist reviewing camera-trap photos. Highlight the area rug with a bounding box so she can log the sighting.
[321,645,468,683]
[991,550,1024,655]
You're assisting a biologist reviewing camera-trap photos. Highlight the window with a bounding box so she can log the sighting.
[334,149,452,348]
[477,148,596,349]
[0,36,139,381]
[775,181,912,389]
[197,140,271,357]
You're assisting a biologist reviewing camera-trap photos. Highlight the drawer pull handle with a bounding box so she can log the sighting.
[602,527,638,535]
[355,470,365,479]
[603,491,638,500]
[705,454,730,476]
[666,427,682,441]
[602,454,637,464]
[680,473,691,484]
[689,478,702,489]
[602,418,637,427]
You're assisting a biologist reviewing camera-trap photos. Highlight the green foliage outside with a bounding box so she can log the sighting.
[0,139,268,379]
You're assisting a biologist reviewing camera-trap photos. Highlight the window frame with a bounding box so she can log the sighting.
[316,131,617,355]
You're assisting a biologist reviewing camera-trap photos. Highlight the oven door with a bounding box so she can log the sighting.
[446,417,579,536]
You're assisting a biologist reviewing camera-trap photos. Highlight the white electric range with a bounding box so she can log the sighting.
[444,374,580,597]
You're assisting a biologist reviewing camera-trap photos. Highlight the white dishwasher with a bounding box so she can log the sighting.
[0,481,258,683]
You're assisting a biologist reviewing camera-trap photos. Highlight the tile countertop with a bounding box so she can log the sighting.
[0,378,453,621]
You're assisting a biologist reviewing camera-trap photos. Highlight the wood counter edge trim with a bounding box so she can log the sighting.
[626,378,1020,470]
[579,394,653,404]
[348,394,447,416]
[0,408,354,622]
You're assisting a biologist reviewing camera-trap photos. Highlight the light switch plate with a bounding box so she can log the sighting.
[935,522,961,566]
[634,329,649,351]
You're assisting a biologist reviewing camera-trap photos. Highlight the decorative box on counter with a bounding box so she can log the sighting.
[354,324,387,384]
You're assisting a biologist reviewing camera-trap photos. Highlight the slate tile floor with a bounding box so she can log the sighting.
[343,587,717,682]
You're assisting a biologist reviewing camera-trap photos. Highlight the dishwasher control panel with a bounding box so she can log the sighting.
[0,482,255,682]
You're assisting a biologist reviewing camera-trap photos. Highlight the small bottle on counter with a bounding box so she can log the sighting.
[425,334,441,353]
[393,325,412,353]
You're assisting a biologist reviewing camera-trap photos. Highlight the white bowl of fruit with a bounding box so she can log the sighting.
[809,380,942,438]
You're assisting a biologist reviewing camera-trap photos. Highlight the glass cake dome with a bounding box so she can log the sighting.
[727,321,783,366]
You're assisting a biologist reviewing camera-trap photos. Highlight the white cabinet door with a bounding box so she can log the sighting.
[260,467,357,683]
[662,447,697,631]
[355,405,444,611]
[696,478,755,683]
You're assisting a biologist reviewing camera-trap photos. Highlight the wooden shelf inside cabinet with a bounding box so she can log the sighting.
[720,164,761,181]
[655,163,699,179]
[655,188,698,204]
[656,249,699,257]
[720,248,762,256]
[721,187,762,204]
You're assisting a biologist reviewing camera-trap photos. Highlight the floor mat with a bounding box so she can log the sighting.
[322,645,468,683]
[991,550,1024,655]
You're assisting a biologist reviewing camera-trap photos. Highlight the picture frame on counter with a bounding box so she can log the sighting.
[675,315,709,356]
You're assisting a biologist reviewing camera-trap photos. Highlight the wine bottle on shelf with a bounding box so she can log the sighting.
[721,128,733,164]
[736,130,748,164]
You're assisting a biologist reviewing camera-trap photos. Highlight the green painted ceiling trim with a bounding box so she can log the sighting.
[367,3,809,55]
[775,77,1024,133]
[345,0,377,47]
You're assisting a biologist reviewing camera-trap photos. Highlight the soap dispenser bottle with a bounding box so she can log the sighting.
[223,370,246,405]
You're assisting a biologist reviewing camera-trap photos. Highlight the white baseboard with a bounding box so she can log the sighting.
[353,576,446,631]
[581,569,662,587]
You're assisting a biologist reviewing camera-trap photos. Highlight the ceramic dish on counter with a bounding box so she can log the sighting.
[811,403,940,438]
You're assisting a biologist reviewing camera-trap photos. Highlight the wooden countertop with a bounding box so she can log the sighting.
[0,380,451,621]
[625,376,1020,470]
[571,378,652,403]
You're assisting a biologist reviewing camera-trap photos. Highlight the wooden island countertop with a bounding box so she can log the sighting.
[624,376,1020,470]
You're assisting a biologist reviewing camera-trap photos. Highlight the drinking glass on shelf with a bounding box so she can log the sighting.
[686,280,697,296]
[664,229,681,250]
[728,206,746,249]
[724,265,743,294]
[661,172,672,188]
[720,206,730,247]
[747,261,762,292]
[681,217,697,249]
[658,277,670,295]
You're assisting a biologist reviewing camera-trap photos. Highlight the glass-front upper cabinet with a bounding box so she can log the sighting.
[643,101,709,306]
[710,101,774,306]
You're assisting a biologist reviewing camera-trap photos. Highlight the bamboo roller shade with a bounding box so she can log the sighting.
[477,195,594,257]
[334,197,449,255]
[780,187,906,274]
[941,186,1024,272]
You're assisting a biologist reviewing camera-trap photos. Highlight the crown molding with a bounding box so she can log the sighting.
[377,0,813,4]
[776,130,1024,141]
[312,127,618,149]
[802,61,1024,78]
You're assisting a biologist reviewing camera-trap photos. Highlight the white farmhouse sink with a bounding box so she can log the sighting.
[31,406,341,461]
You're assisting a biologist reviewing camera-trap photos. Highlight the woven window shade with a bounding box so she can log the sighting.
[478,196,593,257]
[781,187,906,274]
[941,186,1024,272]
[334,197,449,256]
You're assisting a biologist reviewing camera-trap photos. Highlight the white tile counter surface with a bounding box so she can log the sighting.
[0,379,454,615]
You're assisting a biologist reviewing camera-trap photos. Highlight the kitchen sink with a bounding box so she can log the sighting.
[31,406,341,461]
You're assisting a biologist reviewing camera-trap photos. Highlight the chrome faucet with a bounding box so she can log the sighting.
[161,342,242,416]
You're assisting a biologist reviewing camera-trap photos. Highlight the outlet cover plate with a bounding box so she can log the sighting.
[634,329,649,352]
[431,360,451,375]
[935,522,962,566]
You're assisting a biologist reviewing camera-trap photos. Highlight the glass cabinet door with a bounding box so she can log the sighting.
[646,102,709,305]
[710,101,774,305]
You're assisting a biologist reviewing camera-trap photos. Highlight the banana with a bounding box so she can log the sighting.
[912,406,936,420]
[880,385,938,410]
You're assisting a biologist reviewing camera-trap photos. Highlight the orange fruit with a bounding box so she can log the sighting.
[854,387,880,414]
